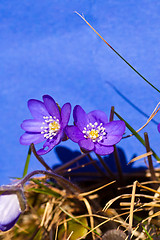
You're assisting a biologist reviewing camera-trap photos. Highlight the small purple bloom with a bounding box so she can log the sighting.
[65,105,125,156]
[0,186,26,231]
[20,95,71,155]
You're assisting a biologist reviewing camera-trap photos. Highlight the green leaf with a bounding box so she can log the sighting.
[23,145,31,177]
[114,111,160,161]
[29,179,61,198]
[27,187,61,198]
[59,207,101,238]
[58,217,88,240]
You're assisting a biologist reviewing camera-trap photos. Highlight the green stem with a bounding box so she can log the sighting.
[109,47,160,93]
[22,145,31,177]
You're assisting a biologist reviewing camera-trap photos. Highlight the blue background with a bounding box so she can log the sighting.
[1,0,160,184]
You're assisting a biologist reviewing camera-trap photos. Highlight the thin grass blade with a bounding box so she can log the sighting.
[114,111,160,161]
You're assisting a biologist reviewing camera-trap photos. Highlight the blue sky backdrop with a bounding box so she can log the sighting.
[1,0,160,184]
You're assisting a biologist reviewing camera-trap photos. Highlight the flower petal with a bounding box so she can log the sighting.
[20,133,45,145]
[37,133,62,155]
[0,194,21,231]
[43,95,60,119]
[65,126,84,143]
[87,110,108,124]
[78,138,94,151]
[99,135,123,146]
[28,99,49,119]
[73,105,88,131]
[21,119,47,132]
[158,123,160,133]
[104,121,125,135]
[61,103,71,128]
[94,143,114,156]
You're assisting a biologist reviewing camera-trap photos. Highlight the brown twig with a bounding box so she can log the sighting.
[109,106,115,122]
[54,153,88,173]
[144,132,157,185]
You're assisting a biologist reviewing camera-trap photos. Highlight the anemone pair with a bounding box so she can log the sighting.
[20,95,125,156]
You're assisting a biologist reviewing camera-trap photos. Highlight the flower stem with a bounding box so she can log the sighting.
[87,153,105,176]
[18,170,81,194]
[109,108,123,182]
[113,146,123,182]
[31,144,53,172]
[96,154,115,179]
[22,145,31,177]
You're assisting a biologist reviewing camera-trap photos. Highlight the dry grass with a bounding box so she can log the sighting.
[1,124,160,239]
[0,162,160,240]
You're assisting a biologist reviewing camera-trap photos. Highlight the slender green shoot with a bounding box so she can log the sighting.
[114,111,160,161]
[142,226,153,240]
[22,145,31,177]
[75,11,160,94]
[29,178,61,198]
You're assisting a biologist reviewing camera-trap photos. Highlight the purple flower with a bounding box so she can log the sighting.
[20,95,71,155]
[158,124,160,133]
[0,186,26,231]
[65,105,125,156]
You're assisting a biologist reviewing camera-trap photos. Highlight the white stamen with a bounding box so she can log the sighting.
[41,116,60,140]
[83,122,107,142]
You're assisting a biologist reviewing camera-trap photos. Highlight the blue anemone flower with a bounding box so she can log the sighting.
[20,95,71,155]
[66,105,125,155]
[0,186,26,231]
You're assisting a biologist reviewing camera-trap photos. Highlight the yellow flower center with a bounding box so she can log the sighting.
[82,122,107,142]
[88,129,99,140]
[49,121,60,132]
